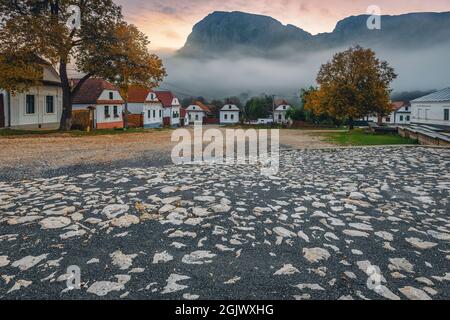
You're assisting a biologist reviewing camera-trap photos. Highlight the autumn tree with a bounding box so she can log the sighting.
[304,46,397,129]
[0,0,165,130]
[104,22,166,129]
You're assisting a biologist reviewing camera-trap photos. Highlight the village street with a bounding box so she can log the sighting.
[0,145,449,300]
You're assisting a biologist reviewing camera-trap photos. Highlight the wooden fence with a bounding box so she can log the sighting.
[71,110,92,131]
[127,114,143,128]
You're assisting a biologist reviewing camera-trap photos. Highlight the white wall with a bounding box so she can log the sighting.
[95,104,124,124]
[98,89,123,101]
[187,111,206,124]
[143,103,163,126]
[9,85,62,129]
[274,110,289,123]
[220,111,239,124]
[171,106,181,126]
[411,102,450,127]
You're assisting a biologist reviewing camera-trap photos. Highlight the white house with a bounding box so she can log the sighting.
[155,91,181,127]
[72,78,124,129]
[0,62,63,130]
[411,88,450,130]
[364,101,412,125]
[128,86,163,128]
[220,104,240,125]
[186,101,211,125]
[273,101,293,124]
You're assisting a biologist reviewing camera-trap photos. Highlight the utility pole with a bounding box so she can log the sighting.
[272,94,276,123]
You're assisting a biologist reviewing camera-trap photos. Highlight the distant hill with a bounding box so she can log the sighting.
[177,11,450,58]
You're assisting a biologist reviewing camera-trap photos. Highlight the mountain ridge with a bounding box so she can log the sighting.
[177,11,450,58]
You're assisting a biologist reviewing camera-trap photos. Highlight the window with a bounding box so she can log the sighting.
[231,114,234,120]
[109,92,114,100]
[195,114,199,121]
[278,114,282,120]
[26,95,35,114]
[153,110,156,118]
[406,116,410,121]
[46,96,54,114]
[148,110,151,119]
[224,114,228,120]
[159,110,162,118]
[113,106,119,118]
[104,106,110,118]
[444,109,449,121]
[385,117,390,122]
[400,115,404,122]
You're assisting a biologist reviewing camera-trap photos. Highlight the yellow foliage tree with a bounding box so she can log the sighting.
[103,23,166,129]
[0,0,166,130]
[304,46,397,129]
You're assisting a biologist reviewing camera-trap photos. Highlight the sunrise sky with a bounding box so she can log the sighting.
[115,0,450,52]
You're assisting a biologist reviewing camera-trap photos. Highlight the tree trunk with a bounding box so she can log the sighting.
[59,61,73,131]
[348,117,354,130]
[377,114,383,126]
[123,101,129,130]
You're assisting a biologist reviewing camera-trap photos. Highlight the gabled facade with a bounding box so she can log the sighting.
[411,88,450,130]
[220,104,240,125]
[72,78,124,129]
[364,101,411,125]
[128,86,163,128]
[155,91,181,127]
[0,63,63,130]
[273,101,293,124]
[186,101,211,125]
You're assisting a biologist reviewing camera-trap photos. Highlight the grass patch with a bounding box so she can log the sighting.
[0,129,60,136]
[322,129,418,146]
[0,127,174,138]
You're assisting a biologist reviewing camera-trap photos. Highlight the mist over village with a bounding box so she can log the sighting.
[0,0,449,308]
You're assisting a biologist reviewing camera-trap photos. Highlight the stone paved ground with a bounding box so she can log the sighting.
[0,146,449,300]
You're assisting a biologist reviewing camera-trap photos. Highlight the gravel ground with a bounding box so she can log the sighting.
[0,146,449,300]
[0,128,333,181]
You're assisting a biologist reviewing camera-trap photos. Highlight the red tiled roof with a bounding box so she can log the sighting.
[391,101,410,111]
[275,99,290,106]
[128,86,152,103]
[72,78,120,104]
[194,101,211,113]
[155,91,178,108]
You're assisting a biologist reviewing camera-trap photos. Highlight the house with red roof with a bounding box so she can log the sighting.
[366,101,411,125]
[185,101,212,125]
[154,91,181,127]
[72,78,124,129]
[273,100,293,124]
[128,86,163,128]
[1,60,63,130]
